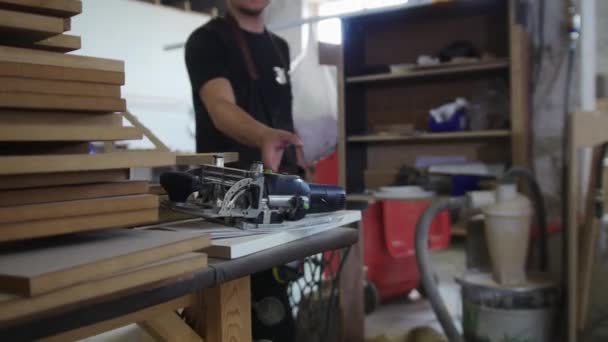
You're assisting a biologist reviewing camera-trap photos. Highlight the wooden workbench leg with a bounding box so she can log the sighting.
[185,276,252,342]
[339,223,364,342]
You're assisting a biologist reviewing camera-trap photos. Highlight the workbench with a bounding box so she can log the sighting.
[0,227,358,341]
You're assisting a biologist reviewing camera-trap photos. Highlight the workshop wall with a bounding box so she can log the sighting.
[71,0,210,152]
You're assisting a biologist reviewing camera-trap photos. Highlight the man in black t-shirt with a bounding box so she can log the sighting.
[185,1,302,341]
[185,0,302,173]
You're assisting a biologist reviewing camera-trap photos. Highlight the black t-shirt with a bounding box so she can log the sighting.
[185,17,295,168]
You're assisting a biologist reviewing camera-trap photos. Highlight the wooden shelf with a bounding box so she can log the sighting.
[346,59,509,84]
[346,59,509,83]
[347,129,511,143]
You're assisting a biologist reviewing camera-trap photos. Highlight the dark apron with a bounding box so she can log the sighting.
[226,15,299,175]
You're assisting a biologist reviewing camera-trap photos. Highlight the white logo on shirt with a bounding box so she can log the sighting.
[274,66,288,85]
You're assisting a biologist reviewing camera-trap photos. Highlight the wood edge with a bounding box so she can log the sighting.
[30,235,211,296]
[0,254,208,323]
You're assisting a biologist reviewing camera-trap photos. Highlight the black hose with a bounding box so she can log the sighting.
[500,167,549,271]
[415,197,467,342]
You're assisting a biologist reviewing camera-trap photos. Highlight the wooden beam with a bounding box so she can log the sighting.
[0,181,147,207]
[0,111,122,126]
[0,0,82,18]
[140,312,203,342]
[0,169,129,190]
[42,295,196,342]
[0,61,125,85]
[122,111,169,151]
[0,77,119,97]
[0,46,124,73]
[0,93,126,112]
[0,9,65,42]
[30,34,81,53]
[0,151,175,175]
[184,276,252,342]
[0,124,140,142]
[509,0,531,168]
[0,194,158,224]
[0,254,206,323]
[0,208,159,242]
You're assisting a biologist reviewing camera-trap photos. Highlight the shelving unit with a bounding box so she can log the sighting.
[338,0,530,195]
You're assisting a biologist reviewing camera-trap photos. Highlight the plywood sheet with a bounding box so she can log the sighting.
[0,208,159,242]
[0,141,90,155]
[0,194,158,224]
[0,93,126,112]
[0,77,119,97]
[0,253,207,324]
[0,111,122,126]
[0,0,82,18]
[0,46,124,73]
[0,124,139,142]
[0,61,124,85]
[159,210,362,259]
[0,181,147,207]
[0,229,210,296]
[31,34,81,53]
[0,151,175,175]
[0,169,129,190]
[0,9,65,42]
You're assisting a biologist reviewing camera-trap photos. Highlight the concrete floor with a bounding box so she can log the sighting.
[365,240,466,341]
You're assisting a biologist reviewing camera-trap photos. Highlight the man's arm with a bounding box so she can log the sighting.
[200,78,302,171]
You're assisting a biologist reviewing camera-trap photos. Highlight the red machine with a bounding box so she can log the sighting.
[364,199,451,302]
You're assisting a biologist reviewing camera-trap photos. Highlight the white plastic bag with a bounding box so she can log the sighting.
[290,25,338,165]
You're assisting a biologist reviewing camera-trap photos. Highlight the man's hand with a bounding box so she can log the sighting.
[259,128,303,172]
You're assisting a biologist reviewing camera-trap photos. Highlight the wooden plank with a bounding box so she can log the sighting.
[123,111,169,151]
[0,124,139,142]
[0,9,65,42]
[140,312,203,342]
[0,208,159,242]
[0,0,82,18]
[0,151,175,175]
[0,169,129,190]
[577,146,603,330]
[185,277,251,342]
[346,59,509,83]
[339,224,364,341]
[0,229,210,296]
[176,152,239,165]
[509,0,530,168]
[0,253,207,324]
[0,194,158,224]
[347,130,511,143]
[0,181,148,207]
[31,34,81,53]
[0,61,125,85]
[0,77,120,97]
[162,211,362,259]
[0,111,122,126]
[0,46,124,73]
[42,295,196,342]
[0,92,126,112]
[0,141,90,155]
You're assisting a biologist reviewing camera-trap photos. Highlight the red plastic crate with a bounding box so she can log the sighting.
[364,199,451,301]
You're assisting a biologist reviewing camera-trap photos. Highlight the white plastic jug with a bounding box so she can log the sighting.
[482,184,533,285]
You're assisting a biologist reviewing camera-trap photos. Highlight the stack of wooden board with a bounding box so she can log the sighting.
[0,229,211,325]
[0,0,176,241]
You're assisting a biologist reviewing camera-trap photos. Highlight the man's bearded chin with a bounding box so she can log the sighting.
[234,5,264,17]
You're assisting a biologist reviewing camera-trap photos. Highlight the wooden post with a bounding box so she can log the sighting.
[185,276,252,342]
[339,223,365,342]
